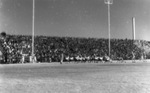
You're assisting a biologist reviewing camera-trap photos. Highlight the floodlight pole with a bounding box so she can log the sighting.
[105,0,113,58]
[32,0,35,63]
[108,3,111,58]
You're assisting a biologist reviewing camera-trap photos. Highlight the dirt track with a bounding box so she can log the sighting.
[0,62,150,93]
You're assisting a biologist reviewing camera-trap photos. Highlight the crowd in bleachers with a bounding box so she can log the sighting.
[0,33,150,64]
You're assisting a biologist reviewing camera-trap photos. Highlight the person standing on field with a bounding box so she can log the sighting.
[132,51,135,63]
[60,53,64,64]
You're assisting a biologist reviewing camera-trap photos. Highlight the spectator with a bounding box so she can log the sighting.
[0,33,150,64]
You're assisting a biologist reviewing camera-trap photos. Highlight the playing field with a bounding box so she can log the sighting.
[0,62,150,93]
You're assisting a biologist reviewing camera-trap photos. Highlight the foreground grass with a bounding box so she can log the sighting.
[0,62,150,93]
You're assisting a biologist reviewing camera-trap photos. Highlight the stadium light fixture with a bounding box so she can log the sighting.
[104,0,113,58]
[32,0,35,63]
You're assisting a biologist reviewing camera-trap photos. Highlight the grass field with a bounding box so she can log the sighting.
[0,62,150,93]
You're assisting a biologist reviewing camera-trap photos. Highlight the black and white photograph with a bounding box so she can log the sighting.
[0,0,150,93]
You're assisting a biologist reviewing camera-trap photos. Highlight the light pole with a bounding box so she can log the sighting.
[104,0,113,58]
[32,0,35,63]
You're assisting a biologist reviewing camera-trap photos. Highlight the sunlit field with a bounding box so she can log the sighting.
[0,61,150,93]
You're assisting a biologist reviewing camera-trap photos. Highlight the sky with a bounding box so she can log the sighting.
[0,0,150,41]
